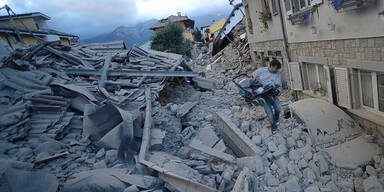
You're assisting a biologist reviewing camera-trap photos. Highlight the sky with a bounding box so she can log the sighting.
[0,0,234,39]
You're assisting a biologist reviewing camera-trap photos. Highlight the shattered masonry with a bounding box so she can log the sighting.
[0,18,384,192]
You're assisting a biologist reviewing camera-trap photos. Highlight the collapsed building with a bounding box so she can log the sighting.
[0,1,384,192]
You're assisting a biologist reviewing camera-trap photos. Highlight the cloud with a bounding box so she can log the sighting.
[2,0,232,39]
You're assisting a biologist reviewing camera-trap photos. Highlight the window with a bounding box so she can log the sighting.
[377,73,384,111]
[271,0,278,15]
[302,63,328,96]
[356,70,384,113]
[245,5,253,34]
[284,0,292,13]
[360,70,374,108]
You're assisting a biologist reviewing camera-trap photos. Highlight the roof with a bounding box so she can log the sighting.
[0,12,50,21]
[0,22,78,38]
[150,15,195,30]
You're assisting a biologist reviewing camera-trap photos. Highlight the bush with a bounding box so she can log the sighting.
[150,23,191,56]
[193,27,203,42]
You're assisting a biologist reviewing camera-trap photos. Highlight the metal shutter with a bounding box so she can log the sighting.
[288,62,303,90]
[334,67,352,109]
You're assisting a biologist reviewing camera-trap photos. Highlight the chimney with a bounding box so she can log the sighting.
[177,12,181,16]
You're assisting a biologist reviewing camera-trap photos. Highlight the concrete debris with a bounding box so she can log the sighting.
[0,14,383,191]
[4,168,58,192]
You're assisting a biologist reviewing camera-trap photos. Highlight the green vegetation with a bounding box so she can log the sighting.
[150,23,192,56]
[193,27,203,42]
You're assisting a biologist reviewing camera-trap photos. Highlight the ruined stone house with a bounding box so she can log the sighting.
[150,12,195,41]
[243,0,384,145]
[0,12,78,56]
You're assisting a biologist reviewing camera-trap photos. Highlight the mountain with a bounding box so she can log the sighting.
[82,19,157,48]
[82,13,230,49]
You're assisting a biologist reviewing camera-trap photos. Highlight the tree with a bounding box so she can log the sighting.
[150,23,192,56]
[193,27,203,42]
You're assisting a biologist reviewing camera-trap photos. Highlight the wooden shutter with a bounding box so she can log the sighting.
[324,65,334,104]
[334,67,352,109]
[288,62,303,90]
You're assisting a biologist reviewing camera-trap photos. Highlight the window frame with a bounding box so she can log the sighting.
[357,70,384,113]
[302,62,330,98]
[270,0,278,15]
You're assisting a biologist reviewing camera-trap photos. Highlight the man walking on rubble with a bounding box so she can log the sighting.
[253,59,282,134]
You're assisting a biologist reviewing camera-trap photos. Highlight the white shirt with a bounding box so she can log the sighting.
[252,67,281,87]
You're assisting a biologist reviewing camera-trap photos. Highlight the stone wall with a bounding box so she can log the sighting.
[289,37,384,67]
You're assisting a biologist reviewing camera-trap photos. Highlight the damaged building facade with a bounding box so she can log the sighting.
[150,13,195,41]
[0,12,78,49]
[243,0,384,145]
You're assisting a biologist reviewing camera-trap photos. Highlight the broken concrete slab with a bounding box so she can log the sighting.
[213,139,227,152]
[189,138,236,163]
[214,111,262,157]
[176,101,198,118]
[0,158,33,175]
[236,156,264,176]
[289,98,363,146]
[192,77,216,90]
[4,168,58,192]
[325,135,379,169]
[198,124,220,148]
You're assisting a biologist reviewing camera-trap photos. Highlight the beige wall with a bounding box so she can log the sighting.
[243,0,284,44]
[283,1,384,43]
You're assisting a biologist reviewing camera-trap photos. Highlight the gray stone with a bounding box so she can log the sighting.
[105,150,118,164]
[289,150,302,161]
[299,159,308,169]
[93,160,107,169]
[35,152,50,162]
[221,167,234,181]
[240,121,250,132]
[273,144,288,158]
[317,153,329,174]
[16,147,33,158]
[194,165,212,175]
[303,168,317,184]
[198,125,219,148]
[237,156,264,176]
[303,151,313,161]
[266,173,279,187]
[123,185,139,192]
[268,141,278,152]
[35,141,63,155]
[271,163,279,171]
[353,167,363,177]
[260,127,272,139]
[365,165,377,176]
[252,135,262,145]
[304,185,320,192]
[4,168,58,192]
[213,139,227,152]
[283,176,301,192]
[96,148,105,159]
[286,137,297,149]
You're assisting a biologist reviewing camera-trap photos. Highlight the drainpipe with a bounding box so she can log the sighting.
[277,0,291,62]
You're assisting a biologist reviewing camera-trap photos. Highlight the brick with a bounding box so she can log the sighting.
[375,38,384,48]
[360,39,368,48]
[368,39,375,48]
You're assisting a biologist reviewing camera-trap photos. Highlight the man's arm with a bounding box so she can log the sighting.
[273,72,282,89]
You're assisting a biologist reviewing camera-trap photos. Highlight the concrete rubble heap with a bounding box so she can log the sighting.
[0,33,384,192]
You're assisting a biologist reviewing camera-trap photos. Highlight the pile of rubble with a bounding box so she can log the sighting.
[1,37,384,192]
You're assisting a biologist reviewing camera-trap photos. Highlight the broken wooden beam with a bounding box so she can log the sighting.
[189,139,235,163]
[64,69,199,77]
[35,152,69,164]
[214,111,262,157]
[138,86,152,162]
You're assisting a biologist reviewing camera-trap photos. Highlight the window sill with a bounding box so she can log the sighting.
[348,108,384,127]
[301,90,332,103]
